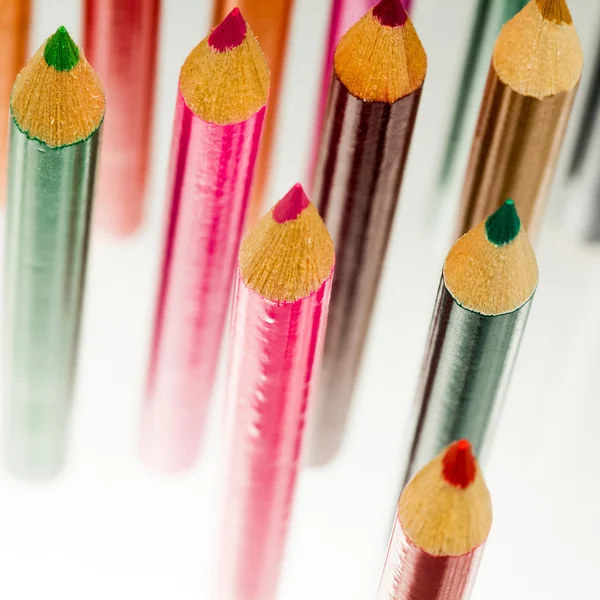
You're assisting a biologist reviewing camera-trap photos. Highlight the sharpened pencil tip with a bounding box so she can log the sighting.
[485,199,521,246]
[442,440,476,489]
[44,26,80,72]
[209,7,247,52]
[272,184,310,223]
[373,0,407,27]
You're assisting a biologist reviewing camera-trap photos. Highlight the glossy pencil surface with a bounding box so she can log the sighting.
[310,0,426,465]
[218,186,334,600]
[141,10,269,473]
[405,202,537,481]
[378,441,492,600]
[213,0,294,224]
[84,0,161,235]
[458,0,583,237]
[4,27,104,479]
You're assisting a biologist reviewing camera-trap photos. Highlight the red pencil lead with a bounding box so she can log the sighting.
[273,183,310,223]
[373,0,407,28]
[209,7,247,52]
[442,439,476,489]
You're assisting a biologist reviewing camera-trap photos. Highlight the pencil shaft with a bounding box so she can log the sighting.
[459,66,577,237]
[141,94,265,472]
[404,280,530,482]
[84,0,161,235]
[310,76,420,464]
[377,514,484,600]
[4,120,99,479]
[218,274,332,600]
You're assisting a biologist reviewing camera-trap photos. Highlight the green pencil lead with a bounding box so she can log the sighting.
[485,199,521,246]
[44,26,79,72]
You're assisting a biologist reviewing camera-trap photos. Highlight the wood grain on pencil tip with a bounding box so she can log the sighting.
[334,0,426,102]
[240,184,334,303]
[493,0,581,99]
[180,9,269,125]
[11,26,105,147]
[399,440,492,557]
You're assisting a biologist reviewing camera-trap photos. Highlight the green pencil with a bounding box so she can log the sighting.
[4,27,105,479]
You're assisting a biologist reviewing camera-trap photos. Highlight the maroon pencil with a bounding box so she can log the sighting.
[309,0,427,465]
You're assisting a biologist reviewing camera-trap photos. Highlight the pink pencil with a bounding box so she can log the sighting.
[218,184,335,600]
[141,9,270,473]
[308,0,413,182]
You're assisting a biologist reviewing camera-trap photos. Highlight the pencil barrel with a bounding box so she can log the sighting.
[84,0,161,235]
[404,280,531,481]
[3,121,99,480]
[218,274,332,600]
[377,514,484,600]
[458,68,577,237]
[310,76,420,465]
[141,96,265,473]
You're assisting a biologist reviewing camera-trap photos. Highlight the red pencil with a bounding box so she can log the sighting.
[84,0,161,235]
[141,9,269,472]
[378,440,492,600]
[218,184,334,600]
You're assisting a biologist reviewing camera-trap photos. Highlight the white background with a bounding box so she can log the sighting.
[1,0,599,598]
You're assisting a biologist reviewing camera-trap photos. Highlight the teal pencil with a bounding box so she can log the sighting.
[4,27,105,479]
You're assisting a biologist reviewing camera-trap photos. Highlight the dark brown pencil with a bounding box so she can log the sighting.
[309,0,427,465]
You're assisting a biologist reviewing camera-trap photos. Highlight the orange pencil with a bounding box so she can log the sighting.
[0,0,30,203]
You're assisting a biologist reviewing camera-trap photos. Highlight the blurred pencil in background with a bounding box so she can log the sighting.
[433,0,527,240]
[84,0,161,235]
[212,0,294,224]
[458,0,583,238]
[218,185,334,600]
[404,201,537,482]
[308,0,414,183]
[4,27,105,479]
[141,10,269,473]
[309,0,426,465]
[0,0,30,204]
[563,27,600,241]
[377,440,492,600]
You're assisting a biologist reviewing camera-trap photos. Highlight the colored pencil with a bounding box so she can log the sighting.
[309,0,427,465]
[4,27,105,479]
[212,0,294,225]
[141,9,269,473]
[434,0,528,234]
[309,0,414,183]
[378,440,492,600]
[218,184,334,600]
[404,201,537,482]
[0,0,30,204]
[564,28,600,241]
[458,0,583,238]
[83,0,161,235]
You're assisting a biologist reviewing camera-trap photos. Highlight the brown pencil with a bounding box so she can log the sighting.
[212,0,294,224]
[309,0,427,465]
[458,0,583,237]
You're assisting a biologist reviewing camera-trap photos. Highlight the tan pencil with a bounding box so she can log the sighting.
[458,0,583,237]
